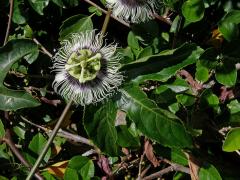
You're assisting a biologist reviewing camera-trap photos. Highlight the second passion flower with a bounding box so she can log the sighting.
[52,30,123,105]
[105,0,160,23]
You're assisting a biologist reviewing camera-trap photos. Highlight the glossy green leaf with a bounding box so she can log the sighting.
[12,0,27,24]
[164,78,189,93]
[199,164,222,180]
[28,0,49,15]
[195,61,209,83]
[137,46,153,59]
[0,39,40,111]
[119,86,192,148]
[128,31,140,50]
[227,100,240,114]
[66,156,94,180]
[59,14,93,40]
[117,125,140,148]
[64,168,79,180]
[0,119,5,138]
[42,171,56,180]
[215,62,237,87]
[201,90,219,107]
[124,44,203,83]
[218,10,240,41]
[176,94,195,106]
[84,101,119,156]
[182,0,205,22]
[171,149,188,166]
[26,133,51,166]
[222,128,240,152]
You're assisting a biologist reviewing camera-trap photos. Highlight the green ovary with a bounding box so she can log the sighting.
[65,49,102,83]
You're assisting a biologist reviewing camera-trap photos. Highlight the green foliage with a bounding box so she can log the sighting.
[1,0,240,179]
[119,86,192,148]
[26,133,51,166]
[0,40,40,111]
[222,128,240,152]
[199,164,222,180]
[182,0,205,22]
[84,101,119,156]
[59,14,93,40]
[64,156,94,180]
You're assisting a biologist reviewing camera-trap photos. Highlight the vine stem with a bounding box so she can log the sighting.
[4,0,13,45]
[101,8,112,35]
[26,99,73,180]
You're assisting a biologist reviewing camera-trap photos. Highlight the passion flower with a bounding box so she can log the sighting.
[106,0,159,23]
[52,30,123,105]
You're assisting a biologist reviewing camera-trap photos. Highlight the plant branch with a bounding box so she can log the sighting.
[83,0,130,27]
[142,163,189,180]
[137,154,145,180]
[57,129,94,146]
[153,13,172,25]
[33,38,53,58]
[26,99,73,180]
[4,0,14,45]
[20,115,94,147]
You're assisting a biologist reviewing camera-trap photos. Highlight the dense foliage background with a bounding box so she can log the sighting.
[1,0,240,179]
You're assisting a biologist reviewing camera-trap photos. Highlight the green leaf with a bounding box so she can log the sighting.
[122,44,203,83]
[137,46,153,59]
[88,6,102,16]
[218,10,240,41]
[0,119,5,138]
[42,171,57,180]
[66,156,94,180]
[195,60,209,83]
[119,86,192,148]
[171,149,188,166]
[117,125,140,148]
[28,0,49,15]
[51,0,64,7]
[164,77,189,93]
[199,164,222,180]
[182,0,205,22]
[201,90,219,107]
[215,62,237,87]
[176,94,195,106]
[0,39,40,111]
[222,128,240,152]
[64,168,79,180]
[59,14,93,40]
[12,0,27,24]
[26,133,51,166]
[84,101,119,156]
[127,31,140,50]
[227,100,240,114]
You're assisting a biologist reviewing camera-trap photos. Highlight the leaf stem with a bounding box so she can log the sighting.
[26,99,73,180]
[4,0,14,45]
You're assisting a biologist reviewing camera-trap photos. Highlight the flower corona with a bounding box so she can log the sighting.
[52,30,123,105]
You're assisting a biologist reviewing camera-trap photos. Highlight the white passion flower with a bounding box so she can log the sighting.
[52,30,123,105]
[106,0,159,23]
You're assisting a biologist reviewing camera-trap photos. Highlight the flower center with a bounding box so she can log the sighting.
[65,49,102,83]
